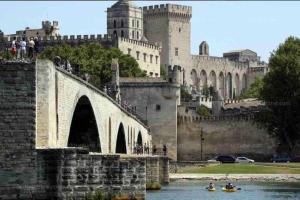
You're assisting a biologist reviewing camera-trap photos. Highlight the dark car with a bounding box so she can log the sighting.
[271,155,291,163]
[216,155,236,163]
[291,156,300,162]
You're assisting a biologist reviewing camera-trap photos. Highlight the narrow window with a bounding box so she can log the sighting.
[113,30,117,37]
[137,31,139,40]
[132,19,134,27]
[150,72,153,76]
[155,73,158,77]
[136,51,140,60]
[113,20,116,28]
[156,104,161,111]
[175,48,179,56]
[155,56,159,64]
[143,53,147,62]
[121,30,124,37]
[132,30,134,39]
[128,48,131,55]
[137,20,139,28]
[150,55,153,63]
[121,20,124,28]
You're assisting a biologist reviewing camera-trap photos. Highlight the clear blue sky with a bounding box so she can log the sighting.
[1,1,300,62]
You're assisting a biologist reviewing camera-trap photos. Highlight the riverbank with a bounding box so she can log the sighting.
[170,173,300,182]
[175,163,300,174]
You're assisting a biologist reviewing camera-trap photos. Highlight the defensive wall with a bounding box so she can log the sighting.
[177,106,277,161]
[0,60,169,199]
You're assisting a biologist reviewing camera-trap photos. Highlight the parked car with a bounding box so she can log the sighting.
[236,157,255,163]
[207,156,219,163]
[271,155,291,163]
[216,155,236,163]
[291,156,300,162]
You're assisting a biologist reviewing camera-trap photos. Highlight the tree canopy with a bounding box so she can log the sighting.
[257,36,300,154]
[239,77,264,99]
[39,43,146,86]
[196,105,211,117]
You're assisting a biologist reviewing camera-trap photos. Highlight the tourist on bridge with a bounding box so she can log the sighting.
[152,145,157,155]
[10,37,16,59]
[28,37,35,60]
[20,38,26,59]
[163,144,167,156]
[34,37,40,60]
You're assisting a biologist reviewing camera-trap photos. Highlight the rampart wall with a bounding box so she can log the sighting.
[177,107,277,161]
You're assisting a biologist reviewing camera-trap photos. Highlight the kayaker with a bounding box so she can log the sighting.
[226,183,234,189]
[208,182,215,189]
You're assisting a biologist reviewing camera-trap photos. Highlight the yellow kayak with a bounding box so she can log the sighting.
[207,188,216,192]
[222,187,237,192]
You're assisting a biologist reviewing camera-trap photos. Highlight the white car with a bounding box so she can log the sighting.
[236,157,255,163]
[207,157,219,163]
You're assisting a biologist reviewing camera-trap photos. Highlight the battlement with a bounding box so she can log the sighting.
[119,37,161,51]
[191,55,249,69]
[248,66,266,73]
[143,4,192,18]
[3,34,112,43]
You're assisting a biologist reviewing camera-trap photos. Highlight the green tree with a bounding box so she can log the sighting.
[39,43,146,86]
[239,77,264,99]
[201,84,210,97]
[196,105,211,117]
[257,36,300,154]
[180,87,192,101]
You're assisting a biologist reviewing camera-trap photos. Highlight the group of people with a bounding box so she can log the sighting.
[10,37,41,60]
[207,182,236,190]
[133,143,150,155]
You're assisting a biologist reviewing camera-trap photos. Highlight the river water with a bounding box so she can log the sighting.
[147,180,300,200]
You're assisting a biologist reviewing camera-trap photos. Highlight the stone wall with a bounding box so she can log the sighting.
[0,61,37,199]
[178,110,277,161]
[36,149,146,200]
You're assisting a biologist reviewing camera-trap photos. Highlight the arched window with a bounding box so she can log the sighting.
[113,20,116,28]
[121,30,124,37]
[121,20,124,28]
[132,30,134,39]
[113,30,117,37]
[137,31,139,40]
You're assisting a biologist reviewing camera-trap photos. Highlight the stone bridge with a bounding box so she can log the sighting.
[36,60,151,154]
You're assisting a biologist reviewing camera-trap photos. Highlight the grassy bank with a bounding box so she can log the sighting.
[177,163,300,174]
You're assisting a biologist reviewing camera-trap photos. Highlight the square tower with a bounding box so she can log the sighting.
[143,4,192,69]
[107,0,144,40]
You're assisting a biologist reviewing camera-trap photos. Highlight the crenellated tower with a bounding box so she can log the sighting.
[143,4,192,72]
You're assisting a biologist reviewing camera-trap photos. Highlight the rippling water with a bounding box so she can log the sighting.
[146,181,300,200]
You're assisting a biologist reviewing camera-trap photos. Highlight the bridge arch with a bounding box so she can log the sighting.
[137,131,143,147]
[67,95,101,152]
[116,123,127,154]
